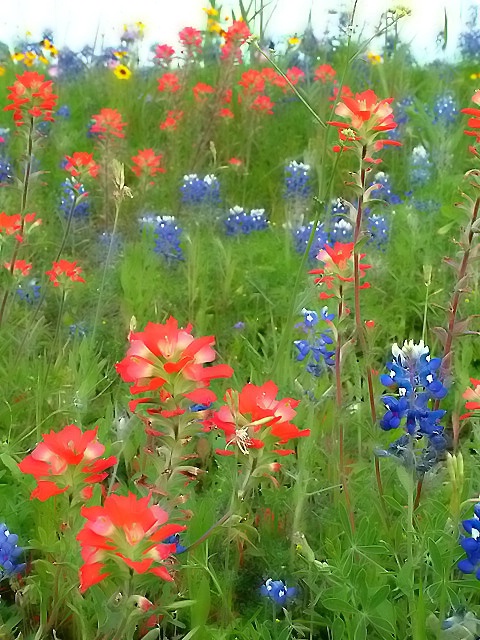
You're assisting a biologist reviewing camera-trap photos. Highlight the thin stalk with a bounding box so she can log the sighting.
[43,289,66,384]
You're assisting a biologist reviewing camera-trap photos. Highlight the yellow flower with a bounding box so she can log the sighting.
[288,35,300,46]
[471,73,479,80]
[12,52,25,62]
[203,6,218,16]
[26,51,36,60]
[208,21,224,34]
[114,64,132,80]
[0,66,5,76]
[38,55,49,65]
[367,52,383,64]
[114,50,127,59]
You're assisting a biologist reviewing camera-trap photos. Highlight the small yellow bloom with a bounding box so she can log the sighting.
[38,55,49,65]
[203,6,218,16]
[209,21,224,34]
[471,73,479,80]
[114,64,132,80]
[12,52,25,62]
[25,51,36,60]
[0,66,5,77]
[367,52,383,64]
[114,50,127,59]
[25,31,32,37]
[288,35,300,46]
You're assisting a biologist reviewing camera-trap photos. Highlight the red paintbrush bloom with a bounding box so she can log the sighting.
[286,66,305,86]
[251,95,274,115]
[179,27,202,52]
[116,317,234,401]
[461,90,480,141]
[223,19,251,44]
[314,64,336,83]
[461,378,480,419]
[238,70,265,94]
[309,242,371,299]
[131,148,165,177]
[46,260,85,287]
[0,212,40,243]
[90,108,127,139]
[209,381,308,456]
[64,152,99,178]
[4,259,32,276]
[192,82,214,102]
[219,107,234,119]
[160,110,183,131]
[77,492,185,592]
[4,71,57,126]
[327,89,397,137]
[154,44,175,64]
[157,72,181,93]
[18,424,117,501]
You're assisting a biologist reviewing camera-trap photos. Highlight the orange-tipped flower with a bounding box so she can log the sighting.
[46,260,85,287]
[4,71,57,126]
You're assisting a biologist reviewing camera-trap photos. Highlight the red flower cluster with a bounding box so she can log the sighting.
[310,242,371,299]
[18,425,116,501]
[179,27,203,53]
[461,378,480,420]
[160,110,183,131]
[220,20,251,62]
[64,152,99,179]
[0,212,40,243]
[131,149,165,178]
[251,95,274,115]
[207,381,309,456]
[4,259,32,276]
[193,82,214,102]
[46,260,85,287]
[115,317,234,412]
[77,493,185,591]
[154,43,175,64]
[238,70,265,94]
[90,108,127,139]
[4,71,57,126]
[158,72,181,93]
[314,64,336,83]
[461,91,480,152]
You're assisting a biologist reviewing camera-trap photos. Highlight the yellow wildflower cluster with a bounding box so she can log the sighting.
[471,72,480,80]
[367,52,383,65]
[11,37,58,67]
[288,35,301,46]
[203,5,226,36]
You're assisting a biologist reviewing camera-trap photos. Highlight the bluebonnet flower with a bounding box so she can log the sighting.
[57,48,86,76]
[284,161,312,199]
[260,579,296,606]
[180,173,220,206]
[56,105,71,118]
[371,172,402,205]
[0,157,13,185]
[233,321,245,330]
[153,216,183,262]
[367,214,389,249]
[16,280,41,304]
[330,218,353,244]
[377,340,448,473]
[69,323,88,337]
[224,206,269,235]
[58,179,90,220]
[294,306,335,376]
[441,609,480,635]
[163,533,187,554]
[0,524,26,580]
[458,503,480,579]
[410,197,441,216]
[409,145,433,188]
[459,6,480,61]
[292,221,328,261]
[433,93,458,126]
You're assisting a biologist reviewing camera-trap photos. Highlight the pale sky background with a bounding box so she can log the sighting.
[0,0,477,62]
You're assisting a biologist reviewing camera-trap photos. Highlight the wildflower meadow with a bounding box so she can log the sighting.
[1,2,480,638]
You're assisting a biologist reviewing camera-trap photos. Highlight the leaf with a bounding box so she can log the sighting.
[322,598,359,614]
[369,585,390,610]
[354,617,367,640]
[431,326,448,347]
[331,617,346,640]
[427,539,445,575]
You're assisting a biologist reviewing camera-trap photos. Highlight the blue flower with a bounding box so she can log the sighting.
[181,173,220,206]
[163,533,187,554]
[367,214,389,249]
[260,578,296,606]
[224,206,269,235]
[153,216,183,262]
[56,105,71,118]
[59,179,90,220]
[409,145,432,188]
[294,307,335,375]
[0,157,14,185]
[284,161,312,199]
[0,524,26,580]
[16,280,41,304]
[330,218,353,244]
[292,222,328,261]
[371,171,402,205]
[433,93,458,126]
[458,504,480,579]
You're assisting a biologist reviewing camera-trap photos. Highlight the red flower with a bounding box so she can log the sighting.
[131,149,165,177]
[220,20,251,63]
[238,70,265,94]
[179,27,202,52]
[46,260,85,287]
[4,71,57,126]
[154,44,175,63]
[160,110,183,131]
[228,157,242,166]
[90,108,127,139]
[251,95,274,115]
[219,107,234,119]
[157,72,181,93]
[309,242,371,297]
[209,381,308,456]
[116,317,234,401]
[64,152,99,178]
[193,82,214,102]
[286,66,305,86]
[314,64,336,83]
[461,91,480,140]
[4,259,32,276]
[18,424,117,501]
[464,378,480,410]
[327,89,397,138]
[77,492,185,592]
[0,212,40,243]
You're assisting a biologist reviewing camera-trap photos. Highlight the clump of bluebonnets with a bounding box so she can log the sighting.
[180,173,220,206]
[458,503,480,580]
[376,340,448,474]
[59,178,90,220]
[294,307,335,377]
[17,280,41,304]
[260,578,297,606]
[284,161,312,199]
[433,93,458,126]
[459,5,480,61]
[224,206,268,235]
[367,214,389,249]
[292,221,328,261]
[153,216,183,262]
[371,171,402,205]
[409,144,433,189]
[0,524,25,581]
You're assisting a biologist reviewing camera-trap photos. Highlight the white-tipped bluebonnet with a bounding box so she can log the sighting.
[69,323,88,337]
[58,179,90,220]
[260,579,296,606]
[292,221,328,261]
[180,173,220,206]
[163,533,187,554]
[441,609,480,635]
[224,206,269,235]
[330,219,353,244]
[284,161,312,199]
[367,214,389,249]
[153,216,183,262]
[294,307,335,376]
[0,157,13,185]
[371,172,402,205]
[433,93,458,126]
[56,105,71,118]
[409,145,433,188]
[458,503,480,579]
[0,524,25,580]
[16,280,41,304]
[459,6,480,61]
